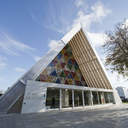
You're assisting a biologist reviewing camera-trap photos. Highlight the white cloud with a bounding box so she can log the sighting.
[107,71,128,88]
[0,32,35,56]
[124,19,128,26]
[48,40,59,50]
[75,0,84,8]
[15,67,26,73]
[72,2,111,30]
[33,56,42,62]
[87,32,108,46]
[71,1,111,47]
[48,40,64,51]
[47,1,111,51]
[91,2,111,18]
[0,56,7,70]
[121,19,128,28]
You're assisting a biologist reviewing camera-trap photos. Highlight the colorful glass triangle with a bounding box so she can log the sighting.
[37,44,87,87]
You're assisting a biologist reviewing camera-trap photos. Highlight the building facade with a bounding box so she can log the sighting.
[0,91,3,97]
[0,24,122,114]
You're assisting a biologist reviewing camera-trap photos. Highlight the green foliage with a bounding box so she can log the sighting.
[103,20,128,76]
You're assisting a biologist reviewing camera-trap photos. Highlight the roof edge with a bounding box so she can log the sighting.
[61,23,81,44]
[81,28,114,89]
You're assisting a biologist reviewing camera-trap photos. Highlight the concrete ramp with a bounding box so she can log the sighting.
[0,81,25,112]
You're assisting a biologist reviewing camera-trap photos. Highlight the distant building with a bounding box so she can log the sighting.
[116,87,128,99]
[0,91,4,97]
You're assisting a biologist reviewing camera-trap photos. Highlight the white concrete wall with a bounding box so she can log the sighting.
[113,88,122,105]
[21,81,47,114]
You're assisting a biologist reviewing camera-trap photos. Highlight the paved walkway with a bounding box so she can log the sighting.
[0,104,128,128]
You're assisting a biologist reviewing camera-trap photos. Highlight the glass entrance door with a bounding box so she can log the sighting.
[46,88,60,109]
[62,89,72,108]
[74,90,83,107]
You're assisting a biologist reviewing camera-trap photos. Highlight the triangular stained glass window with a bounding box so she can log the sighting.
[37,44,87,87]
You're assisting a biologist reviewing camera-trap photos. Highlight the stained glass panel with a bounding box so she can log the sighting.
[37,44,87,87]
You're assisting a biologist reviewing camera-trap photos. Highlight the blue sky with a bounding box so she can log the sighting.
[0,0,128,91]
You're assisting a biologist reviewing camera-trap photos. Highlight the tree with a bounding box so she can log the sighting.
[103,20,128,76]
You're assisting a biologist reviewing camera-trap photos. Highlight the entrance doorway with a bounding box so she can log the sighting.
[74,90,83,107]
[46,88,60,109]
[62,89,72,108]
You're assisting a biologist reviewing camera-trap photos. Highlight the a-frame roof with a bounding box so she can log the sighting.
[33,23,113,90]
[0,24,113,112]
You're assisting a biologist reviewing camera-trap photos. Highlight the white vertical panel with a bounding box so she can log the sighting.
[21,82,47,114]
